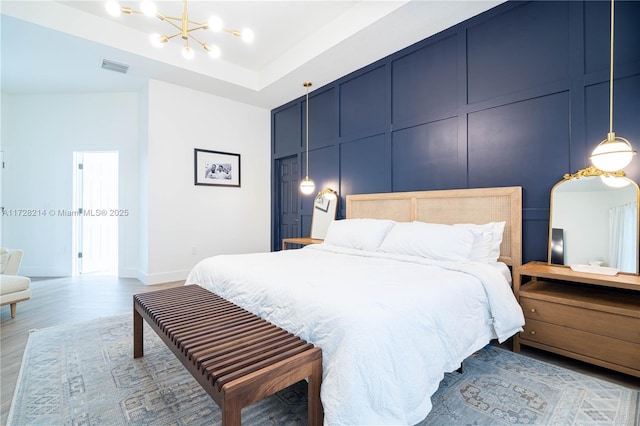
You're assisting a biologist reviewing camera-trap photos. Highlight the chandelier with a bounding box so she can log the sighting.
[105,0,254,60]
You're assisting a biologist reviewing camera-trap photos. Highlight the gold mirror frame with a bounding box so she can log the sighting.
[548,166,640,274]
[310,188,338,239]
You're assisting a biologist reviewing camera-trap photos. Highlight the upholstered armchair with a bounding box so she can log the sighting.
[0,248,31,318]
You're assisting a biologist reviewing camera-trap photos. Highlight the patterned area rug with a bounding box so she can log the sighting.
[7,314,639,425]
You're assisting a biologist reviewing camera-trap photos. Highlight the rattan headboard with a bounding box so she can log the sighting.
[346,187,522,269]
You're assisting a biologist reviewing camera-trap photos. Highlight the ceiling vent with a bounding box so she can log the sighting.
[101,59,129,74]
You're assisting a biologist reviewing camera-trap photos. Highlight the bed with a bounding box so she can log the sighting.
[186,186,525,425]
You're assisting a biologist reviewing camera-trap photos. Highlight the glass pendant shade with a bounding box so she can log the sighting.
[590,133,636,172]
[300,177,315,195]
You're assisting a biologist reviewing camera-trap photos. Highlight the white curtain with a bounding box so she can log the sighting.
[609,202,637,272]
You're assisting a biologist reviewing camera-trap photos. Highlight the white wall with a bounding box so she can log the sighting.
[1,82,270,283]
[1,91,140,277]
[142,80,271,285]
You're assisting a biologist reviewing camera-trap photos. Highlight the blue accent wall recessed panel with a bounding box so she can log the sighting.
[274,104,300,154]
[304,145,339,211]
[306,87,338,149]
[340,134,388,196]
[467,1,570,104]
[340,67,387,138]
[584,1,640,74]
[468,92,570,207]
[392,118,458,192]
[392,35,458,126]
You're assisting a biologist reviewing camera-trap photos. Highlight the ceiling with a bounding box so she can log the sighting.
[1,0,505,109]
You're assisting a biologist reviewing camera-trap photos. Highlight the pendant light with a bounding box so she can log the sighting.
[589,0,636,172]
[300,81,316,195]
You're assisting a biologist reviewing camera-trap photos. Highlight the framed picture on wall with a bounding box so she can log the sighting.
[194,148,241,187]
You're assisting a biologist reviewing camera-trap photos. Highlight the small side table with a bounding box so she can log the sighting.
[282,237,323,250]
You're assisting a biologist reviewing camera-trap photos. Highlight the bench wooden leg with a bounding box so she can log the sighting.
[133,308,143,358]
[221,397,241,426]
[308,357,323,426]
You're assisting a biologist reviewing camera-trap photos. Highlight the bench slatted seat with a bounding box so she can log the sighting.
[133,285,323,426]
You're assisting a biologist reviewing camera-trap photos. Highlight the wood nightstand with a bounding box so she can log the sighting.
[513,261,640,378]
[282,237,323,250]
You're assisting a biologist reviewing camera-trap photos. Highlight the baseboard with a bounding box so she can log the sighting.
[19,266,69,277]
[117,267,140,279]
[136,269,191,286]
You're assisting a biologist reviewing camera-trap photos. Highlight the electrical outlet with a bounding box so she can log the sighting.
[191,246,197,255]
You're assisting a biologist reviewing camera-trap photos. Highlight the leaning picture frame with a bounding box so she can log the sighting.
[194,148,241,187]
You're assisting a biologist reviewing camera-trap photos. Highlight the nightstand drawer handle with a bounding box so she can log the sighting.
[530,330,536,335]
[530,308,536,313]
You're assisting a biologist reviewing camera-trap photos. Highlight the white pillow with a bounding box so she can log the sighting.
[377,221,474,262]
[454,221,506,263]
[323,218,395,251]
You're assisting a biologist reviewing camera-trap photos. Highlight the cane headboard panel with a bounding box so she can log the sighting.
[346,187,522,268]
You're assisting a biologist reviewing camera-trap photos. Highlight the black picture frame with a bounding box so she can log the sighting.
[194,149,241,187]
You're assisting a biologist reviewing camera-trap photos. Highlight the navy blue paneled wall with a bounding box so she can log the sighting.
[271,0,640,260]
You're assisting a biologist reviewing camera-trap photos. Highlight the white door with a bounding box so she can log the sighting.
[73,152,118,275]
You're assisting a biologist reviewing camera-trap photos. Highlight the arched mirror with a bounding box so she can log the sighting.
[548,167,640,274]
[310,189,338,239]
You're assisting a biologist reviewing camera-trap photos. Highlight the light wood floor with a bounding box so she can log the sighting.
[1,276,638,425]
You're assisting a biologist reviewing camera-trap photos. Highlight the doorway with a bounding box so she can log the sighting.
[276,155,300,250]
[72,151,119,276]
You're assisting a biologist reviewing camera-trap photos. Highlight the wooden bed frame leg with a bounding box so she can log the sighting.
[133,307,143,358]
[308,357,323,426]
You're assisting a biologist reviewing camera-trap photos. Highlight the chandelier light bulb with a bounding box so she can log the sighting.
[105,0,121,16]
[182,44,195,60]
[241,28,254,43]
[208,16,223,32]
[149,33,166,48]
[204,44,221,59]
[140,0,157,17]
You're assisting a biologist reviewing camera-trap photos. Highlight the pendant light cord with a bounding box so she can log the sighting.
[305,82,310,179]
[609,0,615,134]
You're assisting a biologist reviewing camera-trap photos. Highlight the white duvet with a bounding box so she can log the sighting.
[186,244,524,425]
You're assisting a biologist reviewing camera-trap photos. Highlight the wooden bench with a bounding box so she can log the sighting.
[133,285,323,426]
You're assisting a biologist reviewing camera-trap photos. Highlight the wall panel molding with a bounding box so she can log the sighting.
[271,0,640,261]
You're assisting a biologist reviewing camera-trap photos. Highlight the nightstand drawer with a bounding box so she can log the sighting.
[520,319,640,371]
[520,296,640,344]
